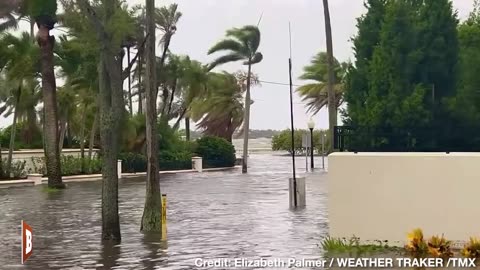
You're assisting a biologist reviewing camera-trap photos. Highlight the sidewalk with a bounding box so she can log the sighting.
[0,166,241,189]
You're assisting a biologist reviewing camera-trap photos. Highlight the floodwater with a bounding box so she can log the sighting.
[0,154,329,269]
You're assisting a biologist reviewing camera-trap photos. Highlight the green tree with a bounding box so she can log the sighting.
[343,0,387,127]
[272,129,330,155]
[208,25,263,173]
[297,52,347,115]
[0,32,39,176]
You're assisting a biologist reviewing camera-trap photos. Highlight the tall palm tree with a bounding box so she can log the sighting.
[155,4,182,70]
[29,0,64,188]
[208,25,263,173]
[297,52,347,115]
[0,32,39,176]
[322,0,337,153]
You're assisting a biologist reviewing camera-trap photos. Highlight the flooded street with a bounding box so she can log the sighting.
[0,154,329,269]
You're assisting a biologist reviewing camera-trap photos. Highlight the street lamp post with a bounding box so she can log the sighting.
[308,118,315,170]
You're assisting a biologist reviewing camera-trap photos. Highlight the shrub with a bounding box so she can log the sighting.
[271,129,330,155]
[0,158,27,179]
[30,156,102,176]
[195,136,235,168]
[159,150,192,171]
[462,237,480,259]
[405,228,428,257]
[427,235,453,258]
[120,152,147,173]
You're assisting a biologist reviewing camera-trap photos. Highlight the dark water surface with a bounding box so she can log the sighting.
[0,154,328,269]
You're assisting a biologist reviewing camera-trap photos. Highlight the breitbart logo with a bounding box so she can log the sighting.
[21,220,32,264]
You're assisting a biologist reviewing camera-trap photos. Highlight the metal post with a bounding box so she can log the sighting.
[310,128,314,169]
[305,145,308,172]
[322,134,325,170]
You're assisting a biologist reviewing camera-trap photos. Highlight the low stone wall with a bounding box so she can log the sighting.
[328,152,480,246]
[3,149,100,173]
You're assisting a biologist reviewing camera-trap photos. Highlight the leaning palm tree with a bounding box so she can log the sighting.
[297,52,347,115]
[208,25,263,173]
[190,72,244,143]
[155,4,182,69]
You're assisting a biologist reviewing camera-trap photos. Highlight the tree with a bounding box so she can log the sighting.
[343,0,387,127]
[208,25,263,173]
[297,52,347,115]
[322,0,336,153]
[29,0,64,188]
[141,0,161,233]
[272,129,330,155]
[0,32,39,176]
[190,72,244,142]
[77,0,136,241]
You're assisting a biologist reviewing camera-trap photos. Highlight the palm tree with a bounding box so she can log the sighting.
[297,52,347,115]
[322,0,337,153]
[29,0,64,188]
[155,4,182,69]
[190,72,245,143]
[208,25,263,173]
[0,32,39,176]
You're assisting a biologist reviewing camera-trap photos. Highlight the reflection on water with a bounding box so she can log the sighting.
[0,154,328,269]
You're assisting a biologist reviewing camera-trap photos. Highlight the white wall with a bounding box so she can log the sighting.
[328,152,480,246]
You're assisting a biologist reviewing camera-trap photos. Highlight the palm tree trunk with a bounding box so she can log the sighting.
[6,86,21,177]
[322,0,337,153]
[141,0,162,233]
[138,54,143,114]
[242,64,252,173]
[37,22,64,189]
[185,117,190,141]
[127,47,134,116]
[58,117,66,152]
[79,104,87,172]
[88,110,98,159]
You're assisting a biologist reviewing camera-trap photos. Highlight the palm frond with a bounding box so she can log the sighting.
[208,53,245,71]
[208,39,245,55]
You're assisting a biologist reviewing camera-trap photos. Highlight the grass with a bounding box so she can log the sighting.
[41,186,65,193]
[320,236,402,255]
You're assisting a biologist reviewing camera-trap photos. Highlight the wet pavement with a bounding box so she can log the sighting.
[0,154,329,269]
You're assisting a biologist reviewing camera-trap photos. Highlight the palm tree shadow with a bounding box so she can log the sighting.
[141,232,168,270]
[96,241,121,270]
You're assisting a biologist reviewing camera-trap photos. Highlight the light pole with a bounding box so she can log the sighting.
[322,133,326,170]
[308,118,315,170]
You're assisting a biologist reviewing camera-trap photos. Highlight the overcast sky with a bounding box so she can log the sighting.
[2,0,474,130]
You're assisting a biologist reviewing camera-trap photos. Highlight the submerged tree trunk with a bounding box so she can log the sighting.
[79,104,87,172]
[79,0,123,241]
[37,21,64,189]
[242,64,252,174]
[141,0,162,233]
[6,87,21,177]
[322,0,337,153]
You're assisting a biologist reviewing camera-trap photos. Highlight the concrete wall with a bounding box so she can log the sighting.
[328,152,480,246]
[3,149,100,174]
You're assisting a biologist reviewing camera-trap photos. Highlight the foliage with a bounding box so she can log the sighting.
[119,152,146,173]
[320,236,396,255]
[159,150,192,171]
[462,237,480,259]
[271,129,330,155]
[297,52,347,114]
[405,228,428,257]
[427,235,453,258]
[195,136,236,168]
[343,0,459,151]
[0,158,26,179]
[0,122,43,150]
[31,155,102,176]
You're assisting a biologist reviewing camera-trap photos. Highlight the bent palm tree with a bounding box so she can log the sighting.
[208,25,263,173]
[297,52,347,115]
